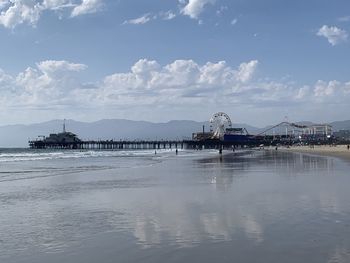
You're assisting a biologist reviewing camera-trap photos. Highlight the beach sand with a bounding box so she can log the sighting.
[279,144,350,161]
[2,149,350,263]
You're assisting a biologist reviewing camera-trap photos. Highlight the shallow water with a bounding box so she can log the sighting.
[1,149,350,263]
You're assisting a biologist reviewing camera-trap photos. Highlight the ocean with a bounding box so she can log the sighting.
[1,148,350,263]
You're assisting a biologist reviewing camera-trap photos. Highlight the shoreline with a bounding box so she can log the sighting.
[277,144,350,161]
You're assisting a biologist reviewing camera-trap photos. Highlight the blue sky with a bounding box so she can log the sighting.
[1,0,350,126]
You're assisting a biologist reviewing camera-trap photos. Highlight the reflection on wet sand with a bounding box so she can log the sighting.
[1,150,350,263]
[130,196,264,248]
[123,150,350,263]
[329,246,350,263]
[197,150,335,173]
[126,150,344,250]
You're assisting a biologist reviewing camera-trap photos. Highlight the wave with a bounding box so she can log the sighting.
[0,149,177,163]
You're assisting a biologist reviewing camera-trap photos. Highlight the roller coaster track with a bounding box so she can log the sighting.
[255,122,309,136]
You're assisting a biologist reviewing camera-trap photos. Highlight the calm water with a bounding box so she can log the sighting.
[1,149,350,263]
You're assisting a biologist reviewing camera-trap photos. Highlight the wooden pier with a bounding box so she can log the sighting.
[28,138,265,150]
[29,140,186,150]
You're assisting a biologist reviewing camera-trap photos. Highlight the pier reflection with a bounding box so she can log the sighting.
[1,150,350,263]
[124,150,347,253]
[123,150,344,250]
[129,194,264,248]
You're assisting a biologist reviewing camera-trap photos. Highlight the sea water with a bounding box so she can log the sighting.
[1,149,350,263]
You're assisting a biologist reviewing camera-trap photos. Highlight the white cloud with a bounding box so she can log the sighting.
[338,16,350,22]
[103,59,260,102]
[235,60,258,83]
[231,18,238,26]
[0,0,42,28]
[159,10,176,20]
[314,80,339,97]
[216,5,227,17]
[0,0,9,9]
[0,0,103,28]
[42,0,73,9]
[1,58,350,124]
[71,0,102,17]
[131,59,160,75]
[5,60,87,107]
[317,25,348,46]
[37,60,87,77]
[123,10,177,25]
[123,13,152,25]
[180,0,216,19]
[0,69,15,93]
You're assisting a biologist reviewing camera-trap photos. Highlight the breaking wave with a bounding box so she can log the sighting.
[0,149,176,163]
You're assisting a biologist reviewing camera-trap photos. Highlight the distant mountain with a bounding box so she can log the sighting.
[330,120,350,131]
[0,119,348,148]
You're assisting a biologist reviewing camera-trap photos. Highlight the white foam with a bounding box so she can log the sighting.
[0,149,179,163]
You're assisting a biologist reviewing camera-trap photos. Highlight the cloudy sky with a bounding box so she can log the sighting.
[1,0,350,126]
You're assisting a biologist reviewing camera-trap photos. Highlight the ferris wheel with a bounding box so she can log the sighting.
[210,112,232,138]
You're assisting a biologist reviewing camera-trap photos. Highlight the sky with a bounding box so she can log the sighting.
[1,0,350,127]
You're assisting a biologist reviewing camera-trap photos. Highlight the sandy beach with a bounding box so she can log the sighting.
[2,149,350,263]
[279,144,350,161]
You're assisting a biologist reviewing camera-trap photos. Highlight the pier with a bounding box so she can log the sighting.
[28,113,336,150]
[29,140,186,150]
[28,136,337,150]
[28,139,265,150]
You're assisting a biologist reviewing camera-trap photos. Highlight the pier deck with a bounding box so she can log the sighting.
[28,138,269,150]
[29,140,186,150]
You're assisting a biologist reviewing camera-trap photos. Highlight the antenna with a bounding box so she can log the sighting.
[63,119,66,133]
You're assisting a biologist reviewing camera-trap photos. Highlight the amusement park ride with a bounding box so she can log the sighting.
[192,112,334,146]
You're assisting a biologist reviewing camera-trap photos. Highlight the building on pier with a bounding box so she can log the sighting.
[44,120,81,144]
[44,131,81,144]
[30,120,81,148]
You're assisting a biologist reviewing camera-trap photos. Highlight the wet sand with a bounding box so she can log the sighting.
[279,145,350,161]
[2,149,350,263]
